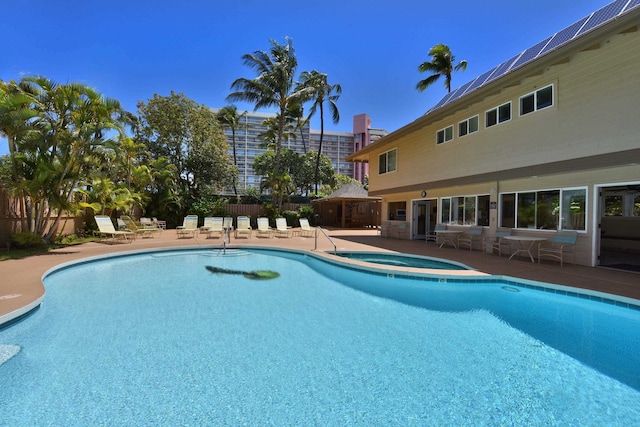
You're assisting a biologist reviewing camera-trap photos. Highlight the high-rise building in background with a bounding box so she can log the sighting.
[214,110,387,193]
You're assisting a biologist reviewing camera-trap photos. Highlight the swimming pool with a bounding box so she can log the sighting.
[1,247,639,425]
[330,251,471,270]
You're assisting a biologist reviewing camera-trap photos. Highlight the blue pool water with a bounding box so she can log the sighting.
[331,251,471,270]
[1,248,639,425]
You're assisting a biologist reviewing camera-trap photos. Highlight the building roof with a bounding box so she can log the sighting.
[313,183,380,202]
[346,0,640,162]
[428,0,640,115]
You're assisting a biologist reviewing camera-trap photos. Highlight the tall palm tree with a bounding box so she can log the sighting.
[287,102,308,153]
[416,44,467,93]
[226,37,306,182]
[297,70,341,195]
[217,105,246,195]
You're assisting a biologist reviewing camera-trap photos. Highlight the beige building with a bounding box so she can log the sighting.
[347,0,640,270]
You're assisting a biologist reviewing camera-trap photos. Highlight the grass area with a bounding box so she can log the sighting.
[0,237,97,261]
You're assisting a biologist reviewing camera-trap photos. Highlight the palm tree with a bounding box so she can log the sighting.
[297,70,341,195]
[14,76,126,242]
[416,44,467,93]
[287,102,308,153]
[226,37,306,182]
[0,80,38,231]
[216,105,246,195]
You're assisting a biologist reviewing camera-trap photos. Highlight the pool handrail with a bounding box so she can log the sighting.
[314,226,336,254]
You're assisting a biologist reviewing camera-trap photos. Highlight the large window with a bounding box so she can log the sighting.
[440,195,490,226]
[378,148,397,174]
[458,115,479,137]
[436,126,453,144]
[485,102,511,127]
[500,188,586,230]
[520,85,553,116]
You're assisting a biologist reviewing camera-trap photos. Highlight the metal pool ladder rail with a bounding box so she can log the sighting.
[314,226,336,254]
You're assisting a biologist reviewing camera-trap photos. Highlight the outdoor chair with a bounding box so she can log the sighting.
[94,215,135,243]
[483,228,512,256]
[458,226,484,251]
[298,218,315,237]
[201,217,224,239]
[274,218,292,238]
[426,224,446,244]
[538,230,578,267]
[176,215,199,238]
[234,216,252,238]
[121,215,161,238]
[256,217,274,238]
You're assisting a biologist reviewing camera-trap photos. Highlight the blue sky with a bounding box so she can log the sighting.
[1,0,612,156]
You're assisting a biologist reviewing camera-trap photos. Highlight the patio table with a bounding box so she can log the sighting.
[503,235,548,263]
[435,230,464,249]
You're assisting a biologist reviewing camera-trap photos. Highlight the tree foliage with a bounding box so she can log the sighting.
[227,37,307,195]
[297,70,341,195]
[136,92,236,219]
[416,44,467,93]
[217,105,246,195]
[0,76,129,242]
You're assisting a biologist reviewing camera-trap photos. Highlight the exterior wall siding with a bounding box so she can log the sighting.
[359,11,640,268]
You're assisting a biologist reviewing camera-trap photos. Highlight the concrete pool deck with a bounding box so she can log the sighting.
[1,228,639,326]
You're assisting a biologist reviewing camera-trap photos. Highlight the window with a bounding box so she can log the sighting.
[440,194,490,226]
[458,115,479,137]
[378,148,397,174]
[485,102,511,127]
[388,201,406,220]
[436,125,453,144]
[500,188,586,230]
[520,85,553,115]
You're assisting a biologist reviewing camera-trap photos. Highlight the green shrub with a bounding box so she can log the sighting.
[10,232,43,249]
[262,203,279,224]
[298,205,315,220]
[281,210,300,227]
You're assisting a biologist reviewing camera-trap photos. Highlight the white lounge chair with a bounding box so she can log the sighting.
[201,217,223,239]
[256,217,274,238]
[299,218,315,237]
[121,215,160,238]
[223,217,234,232]
[275,217,292,238]
[176,215,199,238]
[94,215,135,243]
[234,216,252,238]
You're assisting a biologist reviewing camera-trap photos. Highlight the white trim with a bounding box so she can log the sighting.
[485,101,512,128]
[436,125,454,144]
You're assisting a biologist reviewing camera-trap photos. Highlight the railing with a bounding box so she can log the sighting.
[221,225,232,254]
[314,226,336,254]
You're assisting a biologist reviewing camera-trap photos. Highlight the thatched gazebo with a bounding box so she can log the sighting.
[312,183,381,228]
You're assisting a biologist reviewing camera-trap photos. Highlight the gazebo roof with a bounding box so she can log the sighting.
[313,183,381,202]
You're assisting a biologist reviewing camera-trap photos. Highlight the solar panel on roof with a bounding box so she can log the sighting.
[576,0,627,36]
[539,17,589,55]
[511,36,553,70]
[482,55,520,86]
[625,0,640,10]
[427,0,640,114]
[447,80,475,103]
[429,91,457,111]
[464,69,495,93]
